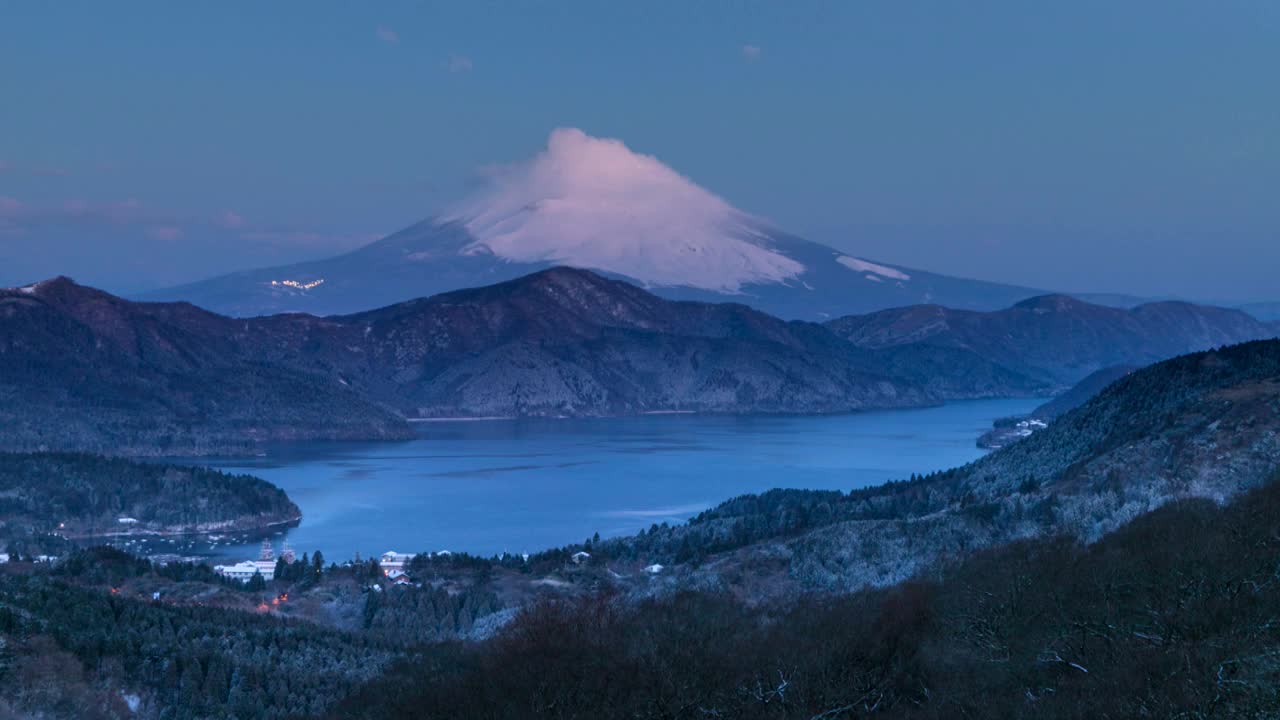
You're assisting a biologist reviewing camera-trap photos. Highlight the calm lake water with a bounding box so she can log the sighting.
[138,398,1043,563]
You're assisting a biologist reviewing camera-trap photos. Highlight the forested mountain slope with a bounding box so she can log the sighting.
[601,339,1280,593]
[0,453,300,550]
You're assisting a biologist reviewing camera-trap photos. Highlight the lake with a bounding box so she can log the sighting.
[136,398,1043,564]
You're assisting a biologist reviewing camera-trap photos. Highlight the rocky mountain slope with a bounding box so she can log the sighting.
[1,269,1050,454]
[141,129,1045,320]
[827,294,1276,385]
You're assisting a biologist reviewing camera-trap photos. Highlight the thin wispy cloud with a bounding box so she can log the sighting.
[447,54,473,73]
[238,228,381,250]
[146,226,183,241]
[0,197,368,252]
[217,210,245,228]
[742,44,762,61]
[375,26,399,45]
[0,161,71,177]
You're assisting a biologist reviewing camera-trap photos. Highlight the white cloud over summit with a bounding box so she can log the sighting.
[444,128,803,292]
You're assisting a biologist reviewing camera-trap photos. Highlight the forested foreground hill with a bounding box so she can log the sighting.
[330,472,1280,719]
[0,566,396,720]
[0,453,300,549]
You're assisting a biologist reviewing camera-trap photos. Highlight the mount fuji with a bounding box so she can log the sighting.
[144,128,1045,319]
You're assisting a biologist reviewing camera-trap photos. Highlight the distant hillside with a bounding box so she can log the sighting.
[1240,301,1280,322]
[0,453,300,549]
[2,270,1054,456]
[1027,364,1139,419]
[827,294,1276,385]
[600,339,1280,593]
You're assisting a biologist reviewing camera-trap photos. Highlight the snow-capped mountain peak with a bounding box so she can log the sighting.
[143,130,1049,319]
[443,128,804,292]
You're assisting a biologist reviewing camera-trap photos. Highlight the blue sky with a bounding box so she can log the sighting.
[1,1,1277,300]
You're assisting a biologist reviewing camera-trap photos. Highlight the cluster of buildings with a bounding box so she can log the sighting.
[213,540,293,582]
[213,545,430,586]
[0,553,58,564]
[211,543,668,587]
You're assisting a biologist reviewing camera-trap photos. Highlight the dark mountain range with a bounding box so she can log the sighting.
[282,267,1047,416]
[826,293,1276,385]
[0,269,1050,454]
[140,130,1046,320]
[0,279,414,455]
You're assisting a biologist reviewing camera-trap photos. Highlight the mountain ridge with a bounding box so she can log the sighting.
[826,293,1276,385]
[10,268,1271,458]
[2,268,1052,455]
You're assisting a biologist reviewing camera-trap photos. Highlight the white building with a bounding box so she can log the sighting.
[379,551,416,572]
[214,560,276,582]
[571,551,591,564]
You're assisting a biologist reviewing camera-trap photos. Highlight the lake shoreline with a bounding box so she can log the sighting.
[161,397,1049,563]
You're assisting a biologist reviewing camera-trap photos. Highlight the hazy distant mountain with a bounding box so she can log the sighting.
[142,129,1044,320]
[1240,301,1280,322]
[2,269,1051,454]
[826,294,1277,386]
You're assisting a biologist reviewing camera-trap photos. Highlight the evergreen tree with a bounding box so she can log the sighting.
[246,571,265,592]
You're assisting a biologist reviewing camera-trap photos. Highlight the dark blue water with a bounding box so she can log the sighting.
[147,398,1042,563]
